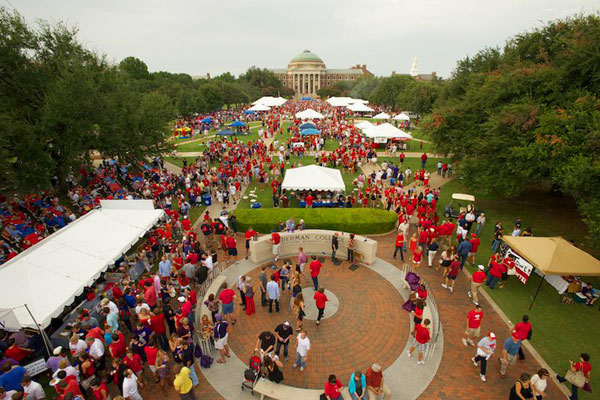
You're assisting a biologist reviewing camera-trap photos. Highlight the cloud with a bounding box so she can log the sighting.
[14,0,597,78]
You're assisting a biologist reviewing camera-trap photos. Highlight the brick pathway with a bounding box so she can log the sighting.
[226,258,409,389]
[374,233,564,399]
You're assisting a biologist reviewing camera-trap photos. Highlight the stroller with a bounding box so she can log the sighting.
[241,354,262,393]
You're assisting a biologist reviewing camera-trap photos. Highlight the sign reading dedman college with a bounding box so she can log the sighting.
[280,232,343,246]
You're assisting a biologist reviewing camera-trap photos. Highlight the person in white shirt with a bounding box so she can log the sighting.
[471,332,497,382]
[0,388,17,400]
[293,331,311,372]
[22,376,45,400]
[530,368,549,398]
[86,336,105,368]
[52,359,79,381]
[69,335,88,358]
[123,368,144,400]
[101,298,119,315]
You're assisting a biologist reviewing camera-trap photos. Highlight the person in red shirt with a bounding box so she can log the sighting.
[556,353,591,399]
[56,375,83,400]
[486,260,506,289]
[512,315,532,361]
[305,193,314,208]
[324,374,344,400]
[314,287,329,326]
[90,378,110,400]
[500,255,516,289]
[244,227,258,259]
[149,308,168,351]
[412,247,422,269]
[270,231,281,262]
[469,233,481,264]
[4,339,33,362]
[122,349,144,384]
[225,232,238,264]
[462,304,483,346]
[218,284,237,325]
[144,281,157,308]
[442,257,461,292]
[109,331,126,359]
[393,232,404,261]
[407,319,431,364]
[309,256,322,291]
[469,265,487,304]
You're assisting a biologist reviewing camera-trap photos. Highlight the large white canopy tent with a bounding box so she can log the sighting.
[295,109,324,119]
[0,200,164,331]
[248,103,271,112]
[252,96,287,107]
[347,103,374,112]
[355,120,375,130]
[363,123,413,140]
[281,165,345,192]
[372,112,391,120]
[394,113,410,121]
[326,97,369,107]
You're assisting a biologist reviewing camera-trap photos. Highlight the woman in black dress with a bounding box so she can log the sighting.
[509,373,536,400]
[263,355,284,383]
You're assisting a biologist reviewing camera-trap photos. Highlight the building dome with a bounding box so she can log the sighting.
[290,50,323,64]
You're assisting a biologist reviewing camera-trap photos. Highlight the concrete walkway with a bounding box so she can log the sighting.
[199,257,443,400]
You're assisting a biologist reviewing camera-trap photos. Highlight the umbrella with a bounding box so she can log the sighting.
[216,129,235,136]
[243,110,255,114]
[299,122,316,130]
[300,128,321,135]
[229,121,246,127]
[300,96,313,101]
[201,117,213,124]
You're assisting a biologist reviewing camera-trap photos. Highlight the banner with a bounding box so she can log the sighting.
[499,243,534,284]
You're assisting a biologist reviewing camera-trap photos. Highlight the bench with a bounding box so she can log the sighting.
[252,379,351,400]
[196,274,226,354]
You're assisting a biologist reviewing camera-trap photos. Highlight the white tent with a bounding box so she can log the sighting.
[355,120,375,130]
[363,123,412,140]
[281,165,345,191]
[248,103,271,112]
[347,103,374,112]
[251,96,272,105]
[393,113,410,121]
[0,200,163,330]
[295,109,324,119]
[326,97,352,107]
[373,112,391,120]
[348,98,369,104]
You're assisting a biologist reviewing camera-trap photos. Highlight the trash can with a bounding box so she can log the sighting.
[202,194,212,206]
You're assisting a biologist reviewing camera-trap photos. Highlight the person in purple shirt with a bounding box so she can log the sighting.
[44,347,66,373]
[0,355,18,376]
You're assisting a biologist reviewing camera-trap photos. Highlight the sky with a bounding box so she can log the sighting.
[12,0,597,79]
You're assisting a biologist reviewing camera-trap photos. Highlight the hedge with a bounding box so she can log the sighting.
[234,208,397,234]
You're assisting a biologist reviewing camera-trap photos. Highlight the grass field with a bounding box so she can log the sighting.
[437,179,599,392]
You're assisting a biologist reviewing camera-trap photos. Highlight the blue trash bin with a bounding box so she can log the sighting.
[202,194,212,206]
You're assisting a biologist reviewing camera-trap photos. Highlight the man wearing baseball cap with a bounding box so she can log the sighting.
[274,321,293,361]
[471,332,497,382]
[468,265,487,305]
[500,332,522,378]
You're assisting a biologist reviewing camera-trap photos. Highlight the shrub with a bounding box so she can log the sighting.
[234,208,397,234]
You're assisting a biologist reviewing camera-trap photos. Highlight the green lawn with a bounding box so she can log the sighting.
[164,156,198,168]
[175,141,206,152]
[377,156,446,176]
[437,179,599,393]
[236,208,397,234]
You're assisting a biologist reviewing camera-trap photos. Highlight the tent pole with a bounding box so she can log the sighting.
[528,273,545,311]
[23,304,52,358]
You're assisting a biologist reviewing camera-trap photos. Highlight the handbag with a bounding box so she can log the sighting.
[194,343,202,358]
[565,368,586,388]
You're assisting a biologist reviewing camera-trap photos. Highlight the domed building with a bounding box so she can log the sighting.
[269,50,373,96]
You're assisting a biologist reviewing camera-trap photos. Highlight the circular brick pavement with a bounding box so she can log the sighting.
[225,259,409,389]
[291,287,340,320]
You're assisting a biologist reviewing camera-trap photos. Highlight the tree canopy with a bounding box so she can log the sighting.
[424,14,600,241]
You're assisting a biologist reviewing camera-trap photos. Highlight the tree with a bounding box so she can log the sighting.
[369,75,413,107]
[396,80,441,116]
[0,7,174,191]
[119,56,150,80]
[424,14,600,241]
